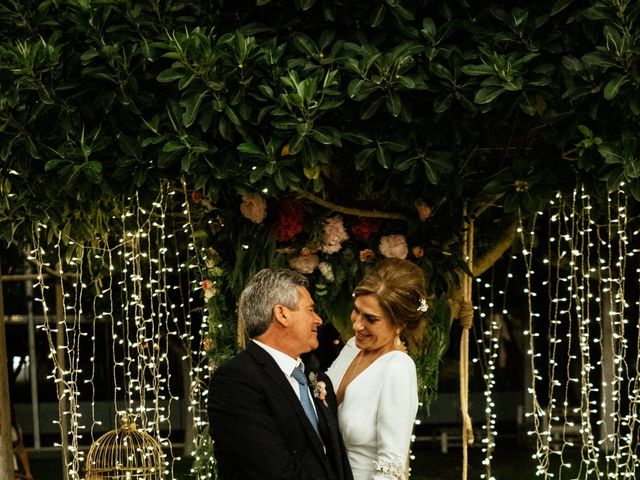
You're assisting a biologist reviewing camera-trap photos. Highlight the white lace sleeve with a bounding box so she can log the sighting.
[372,354,419,480]
[374,456,406,479]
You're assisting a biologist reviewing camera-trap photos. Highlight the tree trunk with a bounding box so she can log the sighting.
[0,278,16,480]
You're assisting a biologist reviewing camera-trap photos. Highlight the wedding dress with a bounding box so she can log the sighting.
[327,337,419,480]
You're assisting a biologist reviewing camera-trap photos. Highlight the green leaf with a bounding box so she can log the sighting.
[376,147,390,169]
[237,143,263,155]
[298,0,316,11]
[354,148,375,171]
[181,154,193,172]
[627,180,640,201]
[431,63,453,82]
[292,32,317,55]
[474,86,504,104]
[44,159,65,171]
[218,118,233,141]
[606,169,624,192]
[421,17,436,39]
[274,170,286,190]
[624,160,640,179]
[156,68,183,83]
[422,160,437,184]
[386,92,401,117]
[182,92,208,128]
[394,154,416,172]
[348,79,377,100]
[342,132,373,145]
[581,52,617,68]
[597,144,622,164]
[83,161,103,183]
[162,141,185,153]
[577,125,593,137]
[460,64,494,76]
[225,106,242,126]
[551,0,575,15]
[360,97,383,119]
[434,94,453,113]
[312,127,340,145]
[370,4,386,27]
[249,166,266,183]
[604,76,626,100]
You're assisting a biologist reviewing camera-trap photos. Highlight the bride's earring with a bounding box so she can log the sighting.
[394,329,403,350]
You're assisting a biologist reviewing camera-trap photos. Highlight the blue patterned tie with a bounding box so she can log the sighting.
[291,364,320,435]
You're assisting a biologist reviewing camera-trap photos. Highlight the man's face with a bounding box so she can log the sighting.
[285,286,323,356]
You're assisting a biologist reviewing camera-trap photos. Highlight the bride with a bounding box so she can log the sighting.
[327,258,428,480]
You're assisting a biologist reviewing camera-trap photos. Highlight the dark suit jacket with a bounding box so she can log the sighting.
[208,341,353,480]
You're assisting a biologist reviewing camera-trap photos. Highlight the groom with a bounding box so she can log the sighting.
[208,268,353,480]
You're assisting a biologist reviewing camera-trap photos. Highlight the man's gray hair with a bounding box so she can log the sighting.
[240,268,309,338]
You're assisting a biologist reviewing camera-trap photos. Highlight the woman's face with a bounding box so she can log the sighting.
[351,294,397,354]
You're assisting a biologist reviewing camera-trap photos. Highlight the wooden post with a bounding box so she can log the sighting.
[0,277,16,480]
[55,265,70,480]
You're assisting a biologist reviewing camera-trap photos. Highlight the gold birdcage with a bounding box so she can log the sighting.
[85,415,165,480]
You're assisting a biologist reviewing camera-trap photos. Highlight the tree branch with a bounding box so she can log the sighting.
[292,187,407,221]
[472,219,518,277]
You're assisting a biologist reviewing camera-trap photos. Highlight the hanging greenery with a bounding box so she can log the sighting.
[1,0,640,397]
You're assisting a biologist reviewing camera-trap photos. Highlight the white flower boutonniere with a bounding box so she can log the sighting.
[308,372,328,407]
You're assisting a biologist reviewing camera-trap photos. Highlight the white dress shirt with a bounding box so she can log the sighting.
[252,340,318,416]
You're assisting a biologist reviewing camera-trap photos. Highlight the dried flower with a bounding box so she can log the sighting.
[359,249,376,263]
[415,200,432,221]
[379,234,408,259]
[309,372,328,407]
[275,200,305,242]
[412,246,424,258]
[417,298,429,313]
[202,338,213,352]
[200,279,217,299]
[350,217,381,241]
[240,192,267,224]
[191,191,202,203]
[321,215,349,254]
[318,262,335,281]
[289,251,320,274]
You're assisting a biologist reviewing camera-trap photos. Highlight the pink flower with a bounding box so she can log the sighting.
[379,234,408,259]
[240,192,267,224]
[412,246,424,258]
[359,249,376,263]
[289,251,320,274]
[309,372,328,407]
[415,200,432,221]
[321,215,349,254]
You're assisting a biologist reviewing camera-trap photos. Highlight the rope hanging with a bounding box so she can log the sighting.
[459,210,475,480]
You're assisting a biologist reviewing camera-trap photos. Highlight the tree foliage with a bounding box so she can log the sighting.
[1,0,639,326]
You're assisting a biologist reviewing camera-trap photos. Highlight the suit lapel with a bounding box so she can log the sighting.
[313,372,351,480]
[247,343,328,460]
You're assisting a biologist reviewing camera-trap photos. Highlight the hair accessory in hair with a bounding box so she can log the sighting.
[417,298,429,313]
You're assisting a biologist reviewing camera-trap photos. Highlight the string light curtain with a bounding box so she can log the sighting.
[520,188,639,479]
[29,183,207,480]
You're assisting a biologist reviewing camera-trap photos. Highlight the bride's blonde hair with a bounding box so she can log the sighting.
[353,258,428,353]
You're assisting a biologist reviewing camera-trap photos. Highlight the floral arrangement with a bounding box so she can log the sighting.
[192,188,458,406]
[308,372,328,407]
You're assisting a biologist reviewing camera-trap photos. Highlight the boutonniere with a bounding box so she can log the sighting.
[308,372,328,407]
